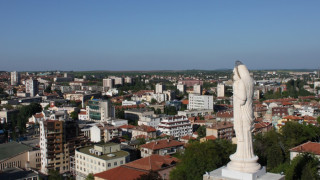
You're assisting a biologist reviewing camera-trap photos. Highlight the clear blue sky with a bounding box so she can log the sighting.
[1,1,320,71]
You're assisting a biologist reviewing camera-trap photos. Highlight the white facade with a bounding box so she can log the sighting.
[158,116,192,138]
[152,93,168,103]
[298,106,314,116]
[155,83,164,93]
[138,116,161,128]
[26,79,38,97]
[193,84,202,94]
[114,77,124,85]
[124,76,132,84]
[75,143,129,180]
[122,100,138,106]
[104,88,119,97]
[103,78,114,89]
[90,126,102,143]
[188,94,213,110]
[108,119,128,127]
[217,83,225,97]
[177,83,185,93]
[178,109,214,118]
[11,71,20,86]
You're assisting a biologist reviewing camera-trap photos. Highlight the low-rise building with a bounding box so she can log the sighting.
[206,122,235,140]
[75,143,129,180]
[138,115,161,128]
[140,139,184,158]
[94,154,178,180]
[124,109,154,122]
[177,109,213,118]
[131,125,157,140]
[289,141,320,160]
[0,141,41,171]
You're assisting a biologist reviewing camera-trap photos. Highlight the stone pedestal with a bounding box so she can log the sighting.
[227,155,261,173]
[203,166,285,180]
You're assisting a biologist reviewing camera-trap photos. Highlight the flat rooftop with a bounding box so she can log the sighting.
[0,141,33,161]
[78,146,129,161]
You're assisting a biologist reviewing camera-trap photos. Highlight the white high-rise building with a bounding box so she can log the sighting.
[193,84,202,95]
[155,83,164,93]
[114,77,124,85]
[177,83,185,93]
[124,76,132,84]
[217,83,225,97]
[188,93,213,110]
[103,78,114,89]
[26,79,38,97]
[11,71,20,86]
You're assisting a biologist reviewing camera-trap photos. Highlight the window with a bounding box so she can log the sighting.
[108,163,111,167]
[114,162,117,166]
[120,160,123,165]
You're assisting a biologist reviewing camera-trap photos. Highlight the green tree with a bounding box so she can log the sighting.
[150,98,157,104]
[85,173,94,180]
[196,125,206,138]
[170,140,235,180]
[48,170,62,180]
[70,111,79,120]
[136,171,162,180]
[286,153,320,180]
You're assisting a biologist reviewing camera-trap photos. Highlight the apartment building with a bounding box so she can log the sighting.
[140,139,184,158]
[26,78,39,97]
[10,71,20,86]
[40,119,88,174]
[86,99,115,122]
[102,79,114,89]
[217,83,225,97]
[206,122,235,140]
[138,115,161,128]
[74,143,129,180]
[193,84,202,94]
[157,116,192,138]
[188,94,213,110]
[155,83,164,93]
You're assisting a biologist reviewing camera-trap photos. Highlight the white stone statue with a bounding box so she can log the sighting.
[226,61,261,173]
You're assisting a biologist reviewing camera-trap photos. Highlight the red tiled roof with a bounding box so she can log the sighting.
[140,139,184,150]
[133,125,156,132]
[254,122,272,129]
[94,166,147,180]
[119,124,135,129]
[303,116,316,120]
[125,154,178,171]
[181,100,189,105]
[283,115,303,120]
[180,135,196,140]
[290,141,320,155]
[205,135,217,140]
[79,111,87,115]
[194,120,206,124]
[94,155,178,180]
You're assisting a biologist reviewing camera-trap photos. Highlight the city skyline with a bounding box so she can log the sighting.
[1,1,320,71]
